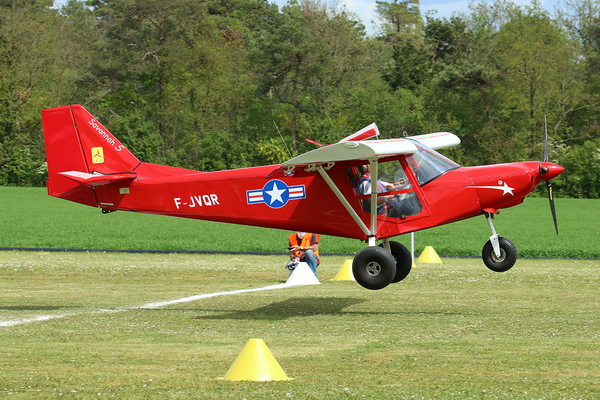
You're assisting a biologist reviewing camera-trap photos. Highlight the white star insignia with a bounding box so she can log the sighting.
[266,182,286,205]
[499,182,515,195]
[470,182,515,196]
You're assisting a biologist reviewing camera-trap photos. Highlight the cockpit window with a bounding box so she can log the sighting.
[405,140,460,186]
[378,160,412,192]
[347,160,422,219]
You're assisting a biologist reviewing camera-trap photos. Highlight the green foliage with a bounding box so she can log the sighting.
[105,112,162,164]
[556,139,600,198]
[256,137,289,165]
[0,0,599,198]
[0,142,46,186]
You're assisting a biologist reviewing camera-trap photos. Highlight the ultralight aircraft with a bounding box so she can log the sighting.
[42,105,564,290]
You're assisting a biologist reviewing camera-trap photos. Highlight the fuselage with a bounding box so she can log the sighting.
[89,158,563,241]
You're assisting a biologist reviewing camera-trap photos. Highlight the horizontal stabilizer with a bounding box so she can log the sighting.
[59,171,137,187]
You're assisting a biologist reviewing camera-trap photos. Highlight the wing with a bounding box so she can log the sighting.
[285,124,460,166]
[408,132,461,150]
[284,138,417,166]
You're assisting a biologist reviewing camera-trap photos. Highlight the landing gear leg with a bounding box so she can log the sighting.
[482,213,517,272]
[485,212,501,259]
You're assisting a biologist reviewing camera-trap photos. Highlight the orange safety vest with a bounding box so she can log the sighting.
[289,233,320,264]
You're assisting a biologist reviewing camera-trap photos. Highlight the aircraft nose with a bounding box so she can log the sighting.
[540,162,564,181]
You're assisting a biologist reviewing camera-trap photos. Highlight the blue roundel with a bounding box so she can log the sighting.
[246,179,306,208]
[262,179,290,209]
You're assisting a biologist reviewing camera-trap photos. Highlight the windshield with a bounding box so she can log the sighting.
[405,140,460,186]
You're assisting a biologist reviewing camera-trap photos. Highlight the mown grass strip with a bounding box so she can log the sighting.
[1,186,598,258]
[0,251,598,398]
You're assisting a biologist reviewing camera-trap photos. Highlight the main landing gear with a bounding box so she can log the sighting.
[352,213,518,290]
[482,212,517,272]
[352,239,412,290]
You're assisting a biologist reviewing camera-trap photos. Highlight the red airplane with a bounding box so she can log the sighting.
[42,105,564,290]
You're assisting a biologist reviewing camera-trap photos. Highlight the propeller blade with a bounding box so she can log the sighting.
[546,181,558,235]
[542,118,559,235]
[544,115,549,163]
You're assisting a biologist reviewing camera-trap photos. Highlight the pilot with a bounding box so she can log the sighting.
[288,231,320,276]
[358,164,403,215]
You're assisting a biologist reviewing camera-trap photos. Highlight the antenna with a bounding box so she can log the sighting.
[273,120,292,159]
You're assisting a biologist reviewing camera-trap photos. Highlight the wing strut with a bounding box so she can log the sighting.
[368,158,378,237]
[316,165,371,237]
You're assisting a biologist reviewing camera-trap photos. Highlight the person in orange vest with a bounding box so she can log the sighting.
[287,231,320,276]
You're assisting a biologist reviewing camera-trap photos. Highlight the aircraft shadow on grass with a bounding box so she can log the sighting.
[193,297,368,321]
[189,297,469,321]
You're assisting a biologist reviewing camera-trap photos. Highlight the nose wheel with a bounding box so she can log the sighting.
[482,212,517,272]
[482,236,517,272]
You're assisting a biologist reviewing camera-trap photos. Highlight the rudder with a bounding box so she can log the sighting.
[70,104,140,174]
[42,105,140,207]
[43,105,96,206]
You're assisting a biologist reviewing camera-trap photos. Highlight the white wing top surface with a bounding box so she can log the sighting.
[284,139,418,165]
[284,123,460,166]
[409,132,461,150]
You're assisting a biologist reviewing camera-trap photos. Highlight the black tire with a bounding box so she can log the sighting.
[482,237,517,272]
[352,246,396,290]
[379,241,412,283]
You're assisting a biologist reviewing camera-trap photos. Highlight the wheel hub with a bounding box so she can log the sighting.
[491,249,506,263]
[365,261,382,276]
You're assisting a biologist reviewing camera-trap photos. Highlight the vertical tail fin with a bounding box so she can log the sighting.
[42,105,140,207]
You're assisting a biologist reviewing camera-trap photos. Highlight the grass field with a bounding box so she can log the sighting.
[1,251,598,399]
[0,187,599,258]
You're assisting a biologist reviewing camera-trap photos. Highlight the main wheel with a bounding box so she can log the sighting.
[379,241,412,283]
[482,237,517,272]
[352,246,396,290]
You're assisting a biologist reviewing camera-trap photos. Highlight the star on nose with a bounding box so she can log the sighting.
[499,182,515,195]
[469,181,515,196]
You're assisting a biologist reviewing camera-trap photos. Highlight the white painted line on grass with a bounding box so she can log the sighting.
[0,315,66,327]
[139,283,288,309]
[0,283,289,328]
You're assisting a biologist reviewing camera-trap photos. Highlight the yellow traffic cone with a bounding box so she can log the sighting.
[332,260,355,281]
[416,246,442,264]
[223,339,292,381]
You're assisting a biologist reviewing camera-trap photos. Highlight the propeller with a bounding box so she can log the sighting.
[541,116,560,235]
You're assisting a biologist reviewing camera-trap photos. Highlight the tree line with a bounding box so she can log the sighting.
[1,0,599,198]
